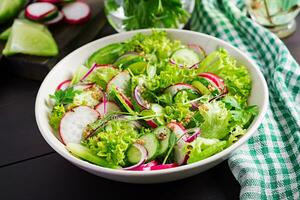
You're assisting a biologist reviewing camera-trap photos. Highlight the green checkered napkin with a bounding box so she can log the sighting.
[191,0,300,199]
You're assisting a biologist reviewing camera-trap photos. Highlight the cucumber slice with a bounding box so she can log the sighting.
[86,43,125,68]
[171,48,201,67]
[140,133,159,161]
[127,144,142,164]
[128,61,147,75]
[114,54,140,67]
[154,126,171,156]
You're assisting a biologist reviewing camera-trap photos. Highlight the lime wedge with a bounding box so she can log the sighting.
[0,0,26,23]
[3,19,58,56]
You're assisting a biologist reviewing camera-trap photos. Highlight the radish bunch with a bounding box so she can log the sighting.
[25,0,91,25]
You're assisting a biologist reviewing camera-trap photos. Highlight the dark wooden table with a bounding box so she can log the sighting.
[1,15,299,200]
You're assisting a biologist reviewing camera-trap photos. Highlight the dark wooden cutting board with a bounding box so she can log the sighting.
[0,0,106,81]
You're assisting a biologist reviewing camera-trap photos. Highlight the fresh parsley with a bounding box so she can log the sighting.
[50,87,80,106]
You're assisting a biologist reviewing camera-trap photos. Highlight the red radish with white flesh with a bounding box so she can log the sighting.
[167,122,188,144]
[25,2,57,20]
[117,88,134,110]
[45,11,64,25]
[185,128,201,143]
[164,83,199,97]
[134,85,150,109]
[62,2,91,24]
[56,79,71,91]
[123,144,148,170]
[59,106,99,144]
[95,101,120,117]
[106,71,131,94]
[167,122,188,165]
[198,72,225,92]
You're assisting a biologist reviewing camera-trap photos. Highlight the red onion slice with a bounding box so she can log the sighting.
[167,122,188,143]
[81,63,116,82]
[131,160,159,171]
[56,79,71,91]
[123,144,148,170]
[185,128,201,143]
[134,85,150,109]
[150,163,178,170]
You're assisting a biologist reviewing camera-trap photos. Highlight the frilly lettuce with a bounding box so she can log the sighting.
[126,30,181,61]
[187,137,227,164]
[49,104,65,130]
[83,120,138,167]
[199,101,231,139]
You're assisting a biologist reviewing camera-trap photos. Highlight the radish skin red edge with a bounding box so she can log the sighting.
[25,2,57,20]
[62,1,91,25]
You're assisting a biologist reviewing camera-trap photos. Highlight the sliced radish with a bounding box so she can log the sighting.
[106,71,131,94]
[145,120,158,128]
[95,101,120,117]
[198,72,225,92]
[25,2,57,20]
[123,144,148,170]
[167,122,188,143]
[62,1,91,24]
[185,128,201,143]
[167,122,188,165]
[150,163,178,170]
[164,83,199,97]
[117,88,134,110]
[56,79,71,91]
[45,11,64,25]
[59,106,99,144]
[134,85,150,109]
[174,144,189,165]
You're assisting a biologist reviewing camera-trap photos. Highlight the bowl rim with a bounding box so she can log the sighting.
[35,28,269,176]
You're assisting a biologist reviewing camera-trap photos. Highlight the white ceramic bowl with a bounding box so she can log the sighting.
[35,29,268,183]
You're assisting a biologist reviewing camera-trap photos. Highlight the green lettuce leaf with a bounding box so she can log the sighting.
[199,101,231,139]
[187,136,227,164]
[49,104,65,130]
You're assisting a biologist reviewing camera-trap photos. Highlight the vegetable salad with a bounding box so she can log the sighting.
[48,31,258,170]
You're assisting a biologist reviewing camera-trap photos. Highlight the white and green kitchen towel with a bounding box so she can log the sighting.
[191,0,300,199]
